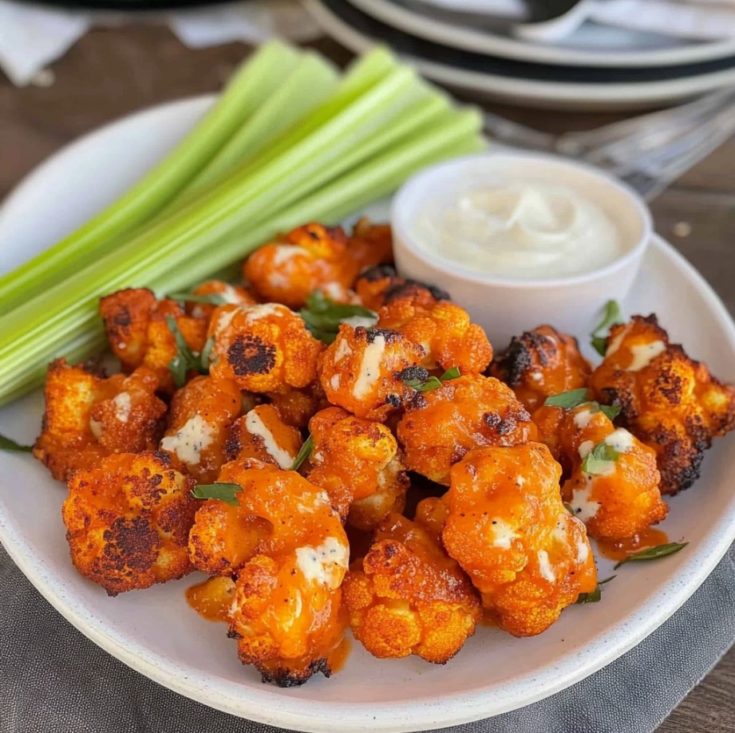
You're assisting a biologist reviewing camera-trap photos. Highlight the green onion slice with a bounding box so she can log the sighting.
[291,435,314,471]
[590,300,623,356]
[614,542,688,570]
[0,434,33,452]
[403,366,461,393]
[581,441,620,475]
[300,291,377,344]
[576,575,616,604]
[191,483,241,505]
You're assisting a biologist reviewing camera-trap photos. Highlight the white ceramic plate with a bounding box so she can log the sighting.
[307,0,735,110]
[1,96,735,733]
[352,0,735,67]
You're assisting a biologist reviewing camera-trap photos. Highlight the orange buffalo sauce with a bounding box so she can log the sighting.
[185,576,235,622]
[327,637,352,674]
[597,528,669,563]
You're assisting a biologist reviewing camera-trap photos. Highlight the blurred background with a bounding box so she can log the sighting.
[0,2,734,727]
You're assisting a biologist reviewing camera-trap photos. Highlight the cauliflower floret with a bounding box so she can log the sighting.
[159,375,242,482]
[343,514,480,663]
[442,443,597,637]
[306,406,408,526]
[397,374,537,484]
[34,360,166,481]
[99,288,207,391]
[377,299,492,375]
[354,265,450,312]
[208,303,323,393]
[265,384,328,429]
[491,325,592,413]
[534,403,667,540]
[318,325,424,420]
[62,452,197,595]
[226,404,302,468]
[188,462,348,685]
[589,314,735,494]
[243,223,359,308]
[185,279,257,321]
[346,218,394,273]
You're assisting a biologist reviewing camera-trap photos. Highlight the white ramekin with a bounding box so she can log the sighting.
[391,151,652,348]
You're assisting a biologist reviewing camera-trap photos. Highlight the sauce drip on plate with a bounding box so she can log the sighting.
[185,576,235,622]
[597,528,669,563]
[327,637,352,673]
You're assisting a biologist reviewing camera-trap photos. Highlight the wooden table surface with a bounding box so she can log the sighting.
[1,23,733,733]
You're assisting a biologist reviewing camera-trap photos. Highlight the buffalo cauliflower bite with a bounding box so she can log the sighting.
[343,513,480,663]
[354,265,450,312]
[159,376,242,482]
[62,452,197,595]
[319,325,425,420]
[208,303,323,393]
[99,288,207,390]
[589,315,735,494]
[347,218,394,272]
[377,299,493,374]
[397,375,537,484]
[226,404,302,468]
[306,406,408,526]
[185,279,257,321]
[533,403,667,540]
[491,325,592,412]
[414,496,450,542]
[34,360,166,481]
[266,384,328,429]
[442,443,597,636]
[243,223,359,308]
[188,462,349,685]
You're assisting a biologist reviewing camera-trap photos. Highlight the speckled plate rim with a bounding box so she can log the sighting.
[1,96,735,733]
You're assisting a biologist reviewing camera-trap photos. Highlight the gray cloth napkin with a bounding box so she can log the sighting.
[1,543,733,733]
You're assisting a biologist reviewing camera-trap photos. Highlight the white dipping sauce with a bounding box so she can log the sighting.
[415,181,622,280]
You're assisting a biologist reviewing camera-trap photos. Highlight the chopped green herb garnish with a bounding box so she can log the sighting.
[165,315,210,387]
[590,300,623,356]
[191,483,242,505]
[291,435,314,471]
[199,336,215,370]
[576,575,616,604]
[168,291,228,305]
[403,367,461,393]
[598,403,621,421]
[614,542,688,570]
[544,389,621,423]
[544,388,590,409]
[0,434,33,452]
[300,291,377,344]
[581,441,619,475]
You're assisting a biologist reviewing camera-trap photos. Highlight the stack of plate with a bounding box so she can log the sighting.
[306,0,735,110]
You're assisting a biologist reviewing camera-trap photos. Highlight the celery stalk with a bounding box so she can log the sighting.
[0,41,301,312]
[0,48,485,405]
[0,108,483,403]
[176,52,340,200]
[0,66,425,350]
[0,89,478,374]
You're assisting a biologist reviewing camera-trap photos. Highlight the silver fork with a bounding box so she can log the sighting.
[482,87,735,200]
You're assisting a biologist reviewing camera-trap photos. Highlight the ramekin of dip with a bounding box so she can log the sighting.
[391,152,652,347]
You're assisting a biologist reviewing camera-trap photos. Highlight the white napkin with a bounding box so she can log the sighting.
[0,0,320,87]
[0,2,90,86]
